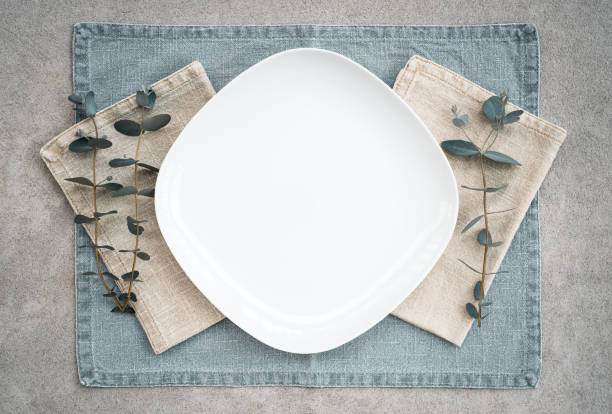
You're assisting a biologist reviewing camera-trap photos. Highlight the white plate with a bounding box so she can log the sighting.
[155,48,458,354]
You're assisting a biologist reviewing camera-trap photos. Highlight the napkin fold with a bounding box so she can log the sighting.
[41,57,566,353]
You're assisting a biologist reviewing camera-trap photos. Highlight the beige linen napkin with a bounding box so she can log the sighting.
[42,57,566,353]
[390,56,566,345]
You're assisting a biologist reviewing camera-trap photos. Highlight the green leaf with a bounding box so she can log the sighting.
[84,91,97,117]
[137,252,150,261]
[466,303,479,319]
[111,186,138,198]
[99,182,123,191]
[103,292,117,297]
[136,163,159,173]
[127,216,147,224]
[114,119,141,136]
[124,305,136,313]
[461,184,507,193]
[87,138,112,149]
[474,281,482,301]
[503,110,523,124]
[109,158,137,168]
[74,214,95,224]
[440,140,480,156]
[121,271,140,280]
[461,215,483,233]
[68,94,82,104]
[119,249,140,253]
[136,89,156,109]
[68,137,93,153]
[482,96,503,122]
[138,188,155,198]
[452,114,468,127]
[483,151,521,165]
[94,210,118,218]
[81,271,97,276]
[128,222,144,236]
[102,271,119,281]
[65,177,94,186]
[142,114,171,131]
[477,229,503,247]
[119,292,137,302]
[93,245,115,250]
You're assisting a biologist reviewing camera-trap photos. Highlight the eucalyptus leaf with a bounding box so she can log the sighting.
[87,138,113,149]
[483,151,521,165]
[104,292,117,297]
[127,216,147,224]
[474,281,482,301]
[94,210,118,218]
[99,182,123,191]
[81,271,97,276]
[102,271,119,281]
[142,114,171,131]
[482,96,503,122]
[440,140,480,156]
[93,245,115,250]
[503,110,523,124]
[119,249,140,253]
[452,113,469,127]
[124,305,136,313]
[466,303,479,319]
[111,186,137,198]
[114,119,141,136]
[138,188,155,197]
[109,158,137,168]
[127,222,144,236]
[84,91,97,117]
[461,215,483,233]
[481,302,492,307]
[119,292,137,302]
[68,94,82,104]
[136,163,159,173]
[74,214,95,224]
[461,184,507,193]
[136,89,156,109]
[121,271,140,280]
[477,229,493,246]
[65,176,94,186]
[68,137,93,153]
[137,252,150,261]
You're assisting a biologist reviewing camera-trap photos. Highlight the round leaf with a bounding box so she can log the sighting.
[482,96,503,122]
[138,188,155,198]
[137,252,150,261]
[142,114,171,131]
[109,158,137,168]
[440,140,479,156]
[68,137,93,153]
[121,271,140,280]
[466,303,479,319]
[136,89,156,109]
[102,271,119,281]
[114,119,141,136]
[119,292,137,302]
[474,281,482,301]
[74,215,95,224]
[477,229,492,246]
[128,222,144,235]
[483,151,521,165]
[87,138,113,149]
[84,91,97,117]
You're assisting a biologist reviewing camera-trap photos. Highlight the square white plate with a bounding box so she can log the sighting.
[155,48,458,353]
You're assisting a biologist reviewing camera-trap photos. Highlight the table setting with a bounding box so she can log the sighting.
[35,23,571,388]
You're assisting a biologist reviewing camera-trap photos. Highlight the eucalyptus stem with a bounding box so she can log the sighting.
[477,152,489,327]
[91,116,122,309]
[120,111,144,311]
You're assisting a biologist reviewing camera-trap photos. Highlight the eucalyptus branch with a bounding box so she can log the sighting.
[111,86,171,313]
[65,92,124,309]
[441,93,523,328]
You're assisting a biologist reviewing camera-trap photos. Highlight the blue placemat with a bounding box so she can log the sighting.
[74,23,541,387]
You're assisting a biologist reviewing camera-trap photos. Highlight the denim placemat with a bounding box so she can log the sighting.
[74,23,541,387]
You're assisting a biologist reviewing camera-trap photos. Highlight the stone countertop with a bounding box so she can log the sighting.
[0,1,610,413]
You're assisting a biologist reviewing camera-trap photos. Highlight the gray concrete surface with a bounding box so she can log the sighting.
[0,0,610,412]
